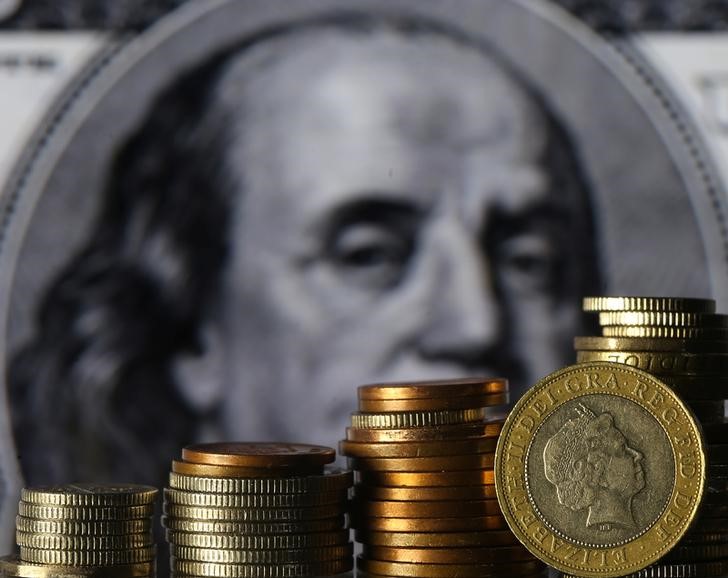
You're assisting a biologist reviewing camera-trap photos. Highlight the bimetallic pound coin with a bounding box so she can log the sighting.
[495,362,706,578]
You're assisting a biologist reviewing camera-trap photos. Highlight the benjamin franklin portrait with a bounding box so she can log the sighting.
[0,0,723,497]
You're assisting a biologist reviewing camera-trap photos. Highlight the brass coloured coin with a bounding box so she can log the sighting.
[358,378,507,400]
[19,546,155,566]
[165,529,349,550]
[21,484,158,506]
[340,437,497,458]
[15,531,152,551]
[15,516,152,536]
[602,326,728,339]
[582,297,716,313]
[598,311,728,327]
[349,453,494,472]
[169,544,352,564]
[168,468,352,494]
[163,502,345,522]
[17,502,153,521]
[358,393,508,412]
[495,362,706,578]
[170,558,353,578]
[0,556,153,578]
[181,442,335,468]
[161,515,345,534]
[345,421,503,443]
[574,336,728,353]
[350,408,485,429]
[575,350,728,374]
[163,487,346,508]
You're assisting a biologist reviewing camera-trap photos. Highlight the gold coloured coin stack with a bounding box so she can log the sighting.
[162,442,353,578]
[0,483,157,578]
[341,378,547,578]
[571,295,728,577]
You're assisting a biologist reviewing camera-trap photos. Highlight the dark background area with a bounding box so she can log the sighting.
[1,0,728,31]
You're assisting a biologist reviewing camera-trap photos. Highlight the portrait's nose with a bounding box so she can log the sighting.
[417,225,502,365]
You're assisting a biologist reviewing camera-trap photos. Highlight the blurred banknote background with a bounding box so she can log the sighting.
[0,0,727,548]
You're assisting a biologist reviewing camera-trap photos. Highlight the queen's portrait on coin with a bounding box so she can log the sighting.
[543,405,646,530]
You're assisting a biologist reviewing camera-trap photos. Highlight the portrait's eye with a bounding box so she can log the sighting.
[326,223,414,289]
[494,233,561,295]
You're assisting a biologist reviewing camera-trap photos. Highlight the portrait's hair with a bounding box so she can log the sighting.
[543,406,617,510]
[8,12,601,486]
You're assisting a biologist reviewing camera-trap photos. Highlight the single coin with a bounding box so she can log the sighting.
[351,498,501,518]
[168,468,352,494]
[358,393,508,412]
[356,556,542,578]
[181,442,335,468]
[350,514,507,532]
[362,545,533,564]
[161,515,345,534]
[170,558,353,578]
[163,488,347,508]
[574,336,728,353]
[162,502,345,522]
[349,453,494,472]
[19,546,155,566]
[599,311,728,327]
[15,516,152,536]
[170,544,352,564]
[21,484,158,506]
[351,409,485,429]
[495,362,706,578]
[0,556,153,578]
[340,437,497,458]
[165,530,349,550]
[575,350,728,374]
[354,529,519,547]
[171,460,322,478]
[15,531,152,551]
[602,325,728,339]
[562,559,728,577]
[582,297,716,313]
[358,469,495,487]
[663,541,728,561]
[358,378,508,400]
[17,502,153,521]
[353,483,497,501]
[345,421,503,443]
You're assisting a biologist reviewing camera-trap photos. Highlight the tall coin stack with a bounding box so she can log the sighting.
[572,295,728,577]
[162,442,353,578]
[341,378,547,578]
[0,483,157,578]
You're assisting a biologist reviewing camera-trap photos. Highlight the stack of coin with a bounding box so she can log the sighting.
[162,442,353,577]
[0,483,157,578]
[341,378,547,578]
[573,296,728,576]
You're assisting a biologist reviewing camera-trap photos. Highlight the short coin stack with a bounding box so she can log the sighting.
[163,442,353,577]
[341,378,546,578]
[574,296,728,577]
[0,483,157,578]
